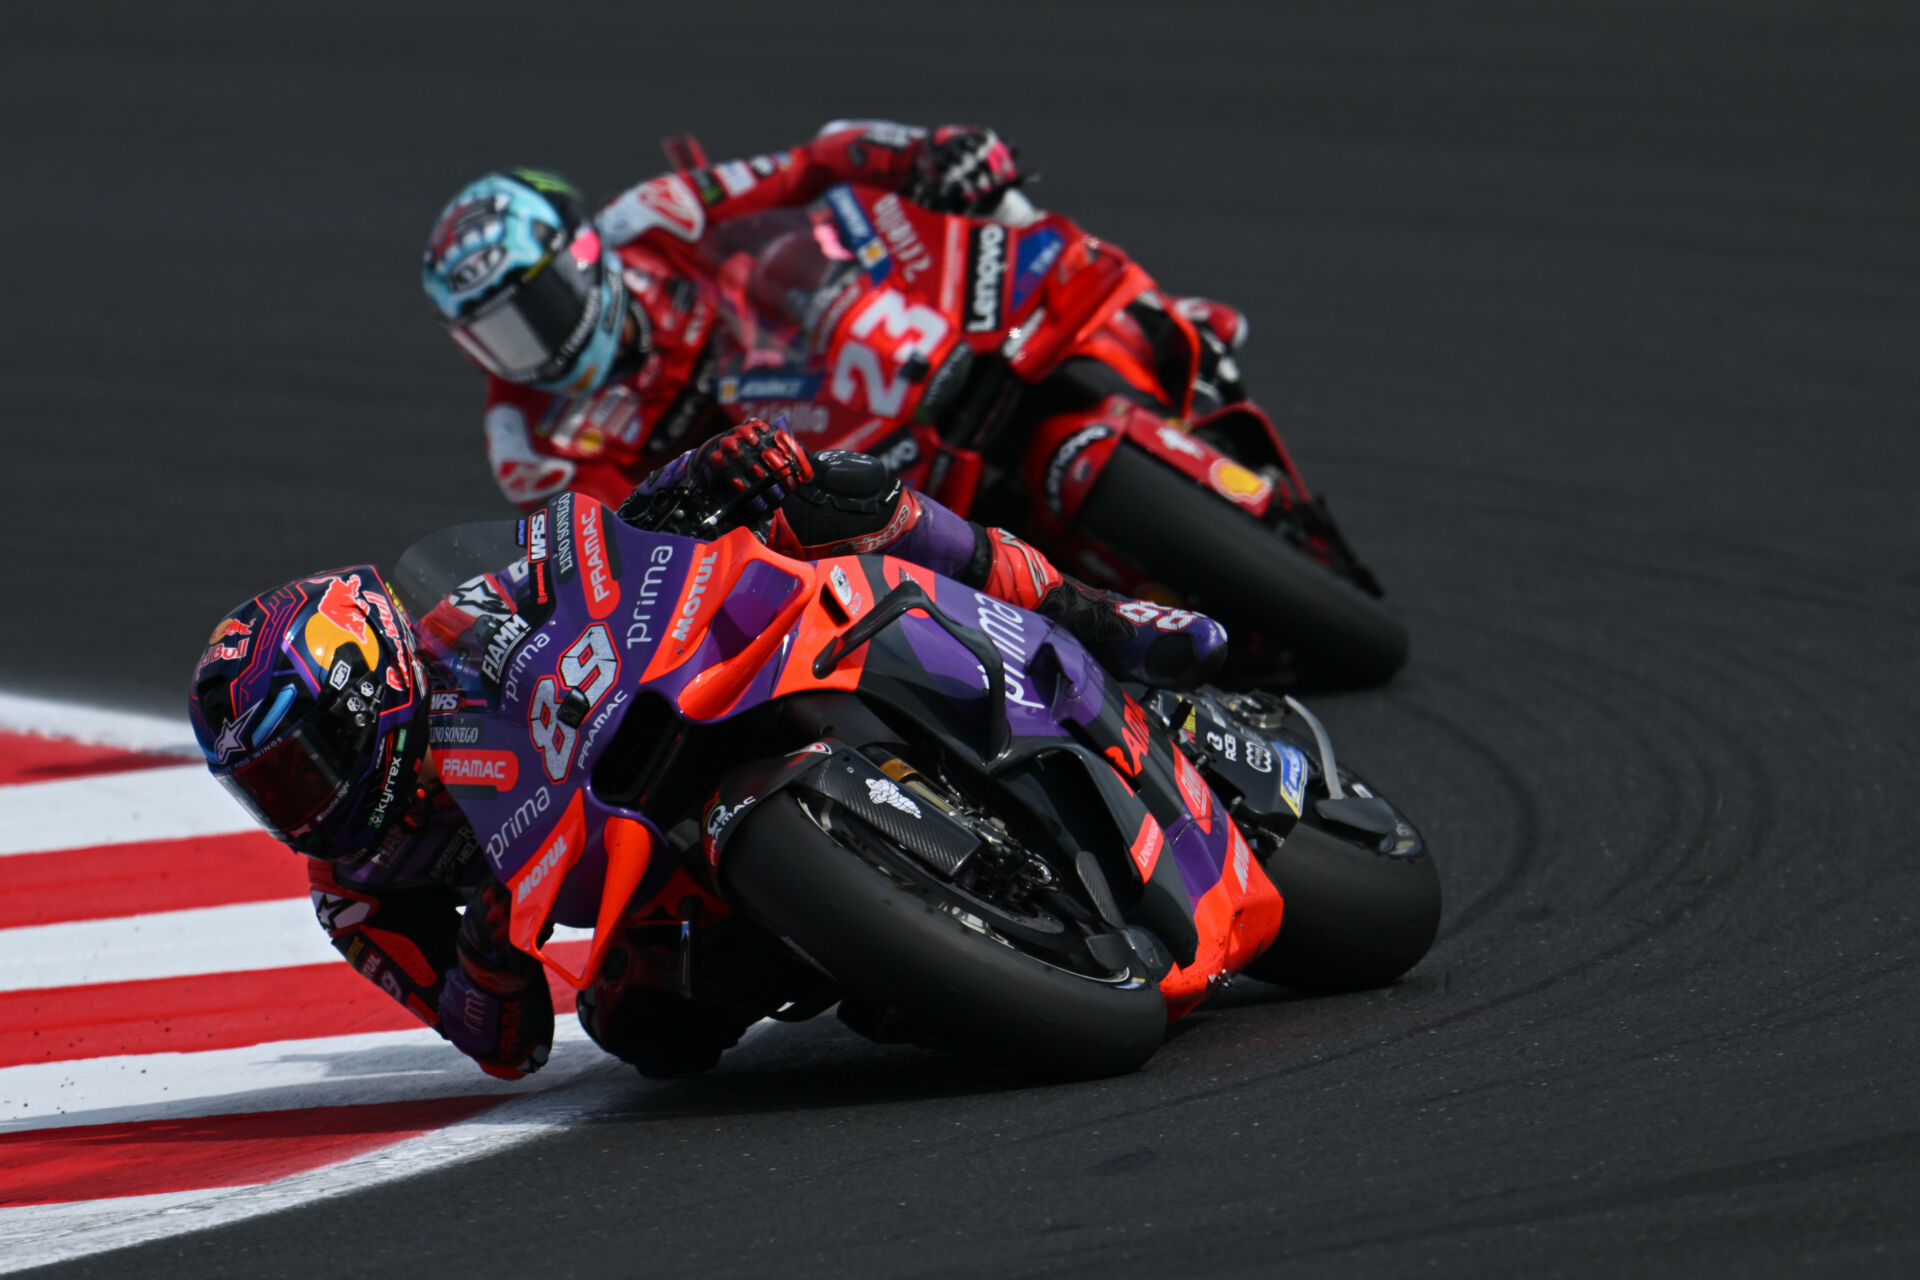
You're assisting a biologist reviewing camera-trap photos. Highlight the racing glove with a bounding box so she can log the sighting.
[689,418,815,519]
[437,879,554,1079]
[911,125,1020,215]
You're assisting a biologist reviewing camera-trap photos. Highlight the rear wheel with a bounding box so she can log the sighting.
[723,791,1168,1079]
[1074,443,1409,690]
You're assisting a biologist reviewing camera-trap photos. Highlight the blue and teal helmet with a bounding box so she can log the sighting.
[190,568,429,859]
[423,169,634,395]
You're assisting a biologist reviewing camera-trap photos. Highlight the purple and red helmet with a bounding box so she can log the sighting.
[189,567,428,858]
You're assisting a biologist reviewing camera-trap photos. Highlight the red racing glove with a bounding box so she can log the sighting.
[689,418,815,518]
[437,880,553,1079]
[912,126,1020,215]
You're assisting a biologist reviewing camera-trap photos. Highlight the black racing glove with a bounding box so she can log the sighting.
[910,125,1020,215]
[689,418,815,520]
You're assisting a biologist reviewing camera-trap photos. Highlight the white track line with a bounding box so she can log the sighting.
[0,690,200,756]
[0,898,598,992]
[0,899,332,992]
[0,1021,601,1132]
[0,1048,643,1275]
[0,766,254,857]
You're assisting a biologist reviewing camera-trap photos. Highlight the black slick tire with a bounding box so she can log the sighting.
[1073,443,1409,690]
[724,794,1167,1079]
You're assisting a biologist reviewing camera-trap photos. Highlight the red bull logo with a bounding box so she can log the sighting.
[304,575,377,674]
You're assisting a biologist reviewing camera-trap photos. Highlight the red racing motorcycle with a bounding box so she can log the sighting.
[677,153,1408,691]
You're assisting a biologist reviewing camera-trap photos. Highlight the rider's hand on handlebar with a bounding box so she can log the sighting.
[911,125,1020,216]
[690,418,815,520]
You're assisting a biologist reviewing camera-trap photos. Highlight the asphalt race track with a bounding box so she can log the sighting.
[9,1,1920,1274]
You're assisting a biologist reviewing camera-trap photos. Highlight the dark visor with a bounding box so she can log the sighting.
[447,247,605,383]
[217,713,370,841]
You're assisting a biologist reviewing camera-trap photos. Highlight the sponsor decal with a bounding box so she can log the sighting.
[871,194,933,282]
[828,564,862,614]
[964,223,1008,332]
[1105,695,1153,778]
[1129,811,1165,880]
[859,121,921,149]
[429,718,483,747]
[437,749,520,791]
[486,784,551,860]
[970,594,1047,711]
[825,185,890,282]
[502,628,552,705]
[1156,424,1208,458]
[1009,227,1064,312]
[671,549,719,643]
[1002,305,1044,360]
[1043,424,1113,515]
[210,700,264,764]
[552,492,577,582]
[527,512,549,563]
[575,687,628,762]
[303,574,376,673]
[864,775,922,818]
[328,659,352,690]
[1174,750,1213,830]
[704,796,755,840]
[1243,738,1273,774]
[1277,744,1307,817]
[312,890,370,934]
[1208,458,1273,507]
[198,617,252,672]
[481,612,534,685]
[574,500,620,620]
[624,544,677,649]
[512,828,569,905]
[715,160,756,196]
[1229,823,1252,891]
[716,370,823,404]
[361,728,413,832]
[688,168,725,206]
[430,689,462,714]
[748,154,780,179]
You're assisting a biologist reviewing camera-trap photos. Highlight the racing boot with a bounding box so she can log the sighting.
[978,527,1228,691]
[760,450,1228,688]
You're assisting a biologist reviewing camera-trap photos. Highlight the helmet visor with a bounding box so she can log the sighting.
[217,712,371,842]
[448,245,606,383]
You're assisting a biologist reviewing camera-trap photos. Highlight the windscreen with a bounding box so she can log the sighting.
[389,521,525,622]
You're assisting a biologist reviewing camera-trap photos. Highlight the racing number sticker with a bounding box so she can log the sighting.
[527,624,621,783]
[829,290,949,418]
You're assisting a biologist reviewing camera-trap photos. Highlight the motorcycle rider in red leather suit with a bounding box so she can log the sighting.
[423,121,1251,513]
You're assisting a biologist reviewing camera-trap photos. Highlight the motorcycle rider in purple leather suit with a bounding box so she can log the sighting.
[190,421,1226,1079]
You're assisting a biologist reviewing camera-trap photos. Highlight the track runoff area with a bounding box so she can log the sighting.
[0,692,648,1272]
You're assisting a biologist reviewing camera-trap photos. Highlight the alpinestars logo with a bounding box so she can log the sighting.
[964,223,1007,332]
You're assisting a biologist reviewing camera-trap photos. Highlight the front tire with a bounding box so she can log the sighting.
[1074,443,1409,690]
[1244,812,1441,995]
[723,793,1168,1079]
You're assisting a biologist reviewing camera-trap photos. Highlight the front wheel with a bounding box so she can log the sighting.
[1073,443,1409,690]
[723,792,1168,1079]
[1243,792,1441,995]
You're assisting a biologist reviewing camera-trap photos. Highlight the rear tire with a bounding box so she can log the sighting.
[1074,443,1409,690]
[1244,816,1441,994]
[724,793,1168,1079]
